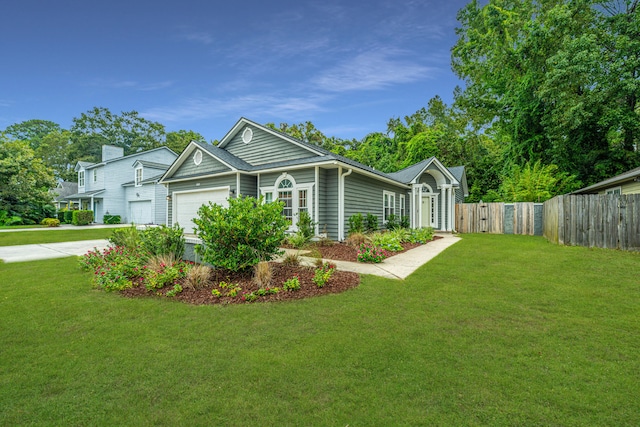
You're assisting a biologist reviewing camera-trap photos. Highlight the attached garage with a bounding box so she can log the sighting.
[129,200,153,224]
[173,188,229,234]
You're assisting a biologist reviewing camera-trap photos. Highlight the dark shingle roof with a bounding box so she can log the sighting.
[573,166,640,194]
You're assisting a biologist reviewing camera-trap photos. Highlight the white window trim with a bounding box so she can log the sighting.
[399,194,406,220]
[193,149,203,166]
[261,174,314,232]
[242,127,253,143]
[605,186,622,195]
[383,190,396,223]
[93,169,97,183]
[78,170,85,188]
[135,166,143,187]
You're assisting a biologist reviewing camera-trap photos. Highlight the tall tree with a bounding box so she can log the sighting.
[36,130,75,181]
[3,119,61,150]
[0,140,56,223]
[165,130,206,154]
[452,0,640,187]
[70,107,166,161]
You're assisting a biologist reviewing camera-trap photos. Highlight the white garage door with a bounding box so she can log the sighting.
[129,200,153,224]
[174,189,229,234]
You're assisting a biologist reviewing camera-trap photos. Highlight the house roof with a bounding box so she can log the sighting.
[386,158,436,183]
[160,118,467,192]
[132,160,172,169]
[75,146,177,171]
[122,172,166,186]
[63,189,105,199]
[573,166,640,194]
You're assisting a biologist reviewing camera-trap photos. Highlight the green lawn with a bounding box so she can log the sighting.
[1,234,638,426]
[0,228,123,246]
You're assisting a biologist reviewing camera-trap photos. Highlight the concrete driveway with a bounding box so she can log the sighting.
[0,240,110,263]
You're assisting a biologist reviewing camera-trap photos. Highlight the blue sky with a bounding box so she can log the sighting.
[1,0,470,141]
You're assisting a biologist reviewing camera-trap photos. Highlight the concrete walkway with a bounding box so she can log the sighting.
[280,233,461,279]
[0,233,461,279]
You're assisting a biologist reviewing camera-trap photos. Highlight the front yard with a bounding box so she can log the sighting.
[0,228,122,246]
[1,234,638,425]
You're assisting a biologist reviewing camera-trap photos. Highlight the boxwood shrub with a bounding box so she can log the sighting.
[72,210,93,226]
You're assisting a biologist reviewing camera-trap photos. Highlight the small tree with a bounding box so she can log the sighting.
[194,196,289,272]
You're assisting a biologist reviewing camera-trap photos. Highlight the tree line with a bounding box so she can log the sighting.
[1,0,638,223]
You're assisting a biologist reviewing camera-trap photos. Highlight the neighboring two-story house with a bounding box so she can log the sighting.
[64,145,177,224]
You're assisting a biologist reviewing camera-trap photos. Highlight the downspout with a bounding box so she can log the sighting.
[338,168,353,241]
[314,166,319,236]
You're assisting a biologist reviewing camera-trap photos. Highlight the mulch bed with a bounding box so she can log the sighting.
[120,263,360,305]
[119,236,442,305]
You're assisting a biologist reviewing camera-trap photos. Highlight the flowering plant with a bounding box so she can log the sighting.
[312,262,336,288]
[283,276,301,291]
[357,244,389,263]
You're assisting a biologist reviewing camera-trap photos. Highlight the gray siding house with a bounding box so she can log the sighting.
[159,118,468,240]
[65,145,177,224]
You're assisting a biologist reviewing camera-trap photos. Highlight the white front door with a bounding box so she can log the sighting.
[421,196,437,228]
[421,197,431,228]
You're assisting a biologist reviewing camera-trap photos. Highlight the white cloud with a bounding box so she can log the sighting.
[312,49,435,92]
[178,31,214,45]
[140,93,328,123]
[85,79,173,91]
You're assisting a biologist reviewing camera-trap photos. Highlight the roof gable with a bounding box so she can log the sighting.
[160,141,239,182]
[218,118,322,166]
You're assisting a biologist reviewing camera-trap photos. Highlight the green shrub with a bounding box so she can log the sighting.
[408,227,434,243]
[400,215,410,229]
[357,244,389,263]
[41,218,61,227]
[63,210,74,224]
[286,232,308,249]
[389,227,411,243]
[0,210,24,226]
[72,210,93,226]
[369,232,403,252]
[296,211,315,240]
[194,196,289,272]
[108,226,140,250]
[103,214,121,224]
[385,214,400,230]
[139,224,185,259]
[365,213,378,233]
[56,211,66,222]
[348,213,364,234]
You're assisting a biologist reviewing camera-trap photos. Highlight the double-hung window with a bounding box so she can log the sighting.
[135,167,143,187]
[78,170,85,188]
[383,191,396,222]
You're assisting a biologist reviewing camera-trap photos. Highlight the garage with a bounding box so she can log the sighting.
[129,200,153,224]
[174,188,229,234]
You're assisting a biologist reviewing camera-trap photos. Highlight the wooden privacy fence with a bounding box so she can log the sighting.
[455,203,543,235]
[543,194,640,251]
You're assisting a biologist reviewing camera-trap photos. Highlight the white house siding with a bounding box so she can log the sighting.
[225,125,315,166]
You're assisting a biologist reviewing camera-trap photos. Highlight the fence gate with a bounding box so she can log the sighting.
[456,203,543,235]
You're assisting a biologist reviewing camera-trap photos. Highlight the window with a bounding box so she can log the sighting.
[383,191,395,222]
[606,187,621,195]
[193,149,203,166]
[278,179,293,221]
[78,170,85,187]
[298,189,308,216]
[399,194,405,219]
[264,192,273,204]
[93,169,97,183]
[242,127,253,143]
[135,167,143,187]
